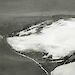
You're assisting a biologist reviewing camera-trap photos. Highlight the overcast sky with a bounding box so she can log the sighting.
[0,0,75,16]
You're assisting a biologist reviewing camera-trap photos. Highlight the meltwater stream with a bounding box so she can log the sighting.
[6,18,75,75]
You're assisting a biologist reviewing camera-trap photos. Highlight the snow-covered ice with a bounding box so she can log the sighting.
[51,62,75,75]
[7,18,75,59]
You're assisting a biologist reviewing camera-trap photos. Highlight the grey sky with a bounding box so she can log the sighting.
[0,0,75,16]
